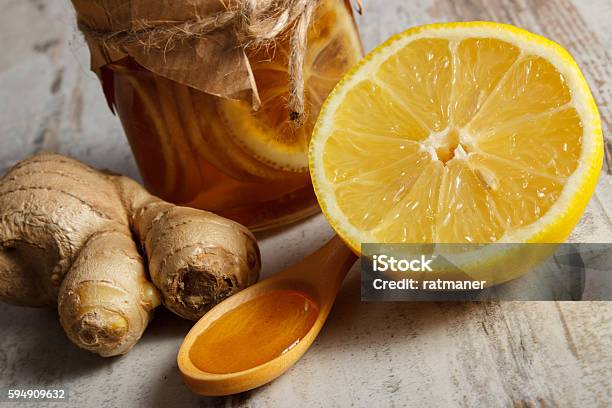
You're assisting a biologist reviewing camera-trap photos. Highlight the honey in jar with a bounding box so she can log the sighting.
[81,0,363,230]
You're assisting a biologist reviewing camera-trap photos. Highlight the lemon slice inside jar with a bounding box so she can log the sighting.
[217,0,363,172]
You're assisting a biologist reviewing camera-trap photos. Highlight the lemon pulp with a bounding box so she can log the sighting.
[310,23,602,250]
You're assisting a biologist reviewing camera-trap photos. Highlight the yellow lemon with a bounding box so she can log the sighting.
[309,22,603,254]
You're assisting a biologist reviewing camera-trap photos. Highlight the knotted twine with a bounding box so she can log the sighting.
[76,0,322,125]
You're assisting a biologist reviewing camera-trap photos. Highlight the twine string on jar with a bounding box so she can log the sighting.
[77,0,320,125]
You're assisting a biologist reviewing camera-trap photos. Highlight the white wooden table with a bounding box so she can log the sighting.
[0,1,611,407]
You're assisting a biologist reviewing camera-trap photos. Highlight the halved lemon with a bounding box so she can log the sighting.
[217,0,363,172]
[309,22,603,253]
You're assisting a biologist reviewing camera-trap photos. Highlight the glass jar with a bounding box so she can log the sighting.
[107,0,362,230]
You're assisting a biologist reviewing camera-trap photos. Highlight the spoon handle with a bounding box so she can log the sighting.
[286,235,358,301]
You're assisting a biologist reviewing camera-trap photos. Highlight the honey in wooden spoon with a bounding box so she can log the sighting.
[189,290,319,374]
[178,236,356,395]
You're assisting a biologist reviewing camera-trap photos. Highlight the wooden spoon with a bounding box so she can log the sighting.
[177,235,357,396]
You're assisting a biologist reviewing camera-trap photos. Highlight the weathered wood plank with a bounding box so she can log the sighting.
[0,1,610,407]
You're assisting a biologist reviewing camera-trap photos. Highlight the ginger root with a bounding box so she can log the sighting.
[0,153,260,356]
